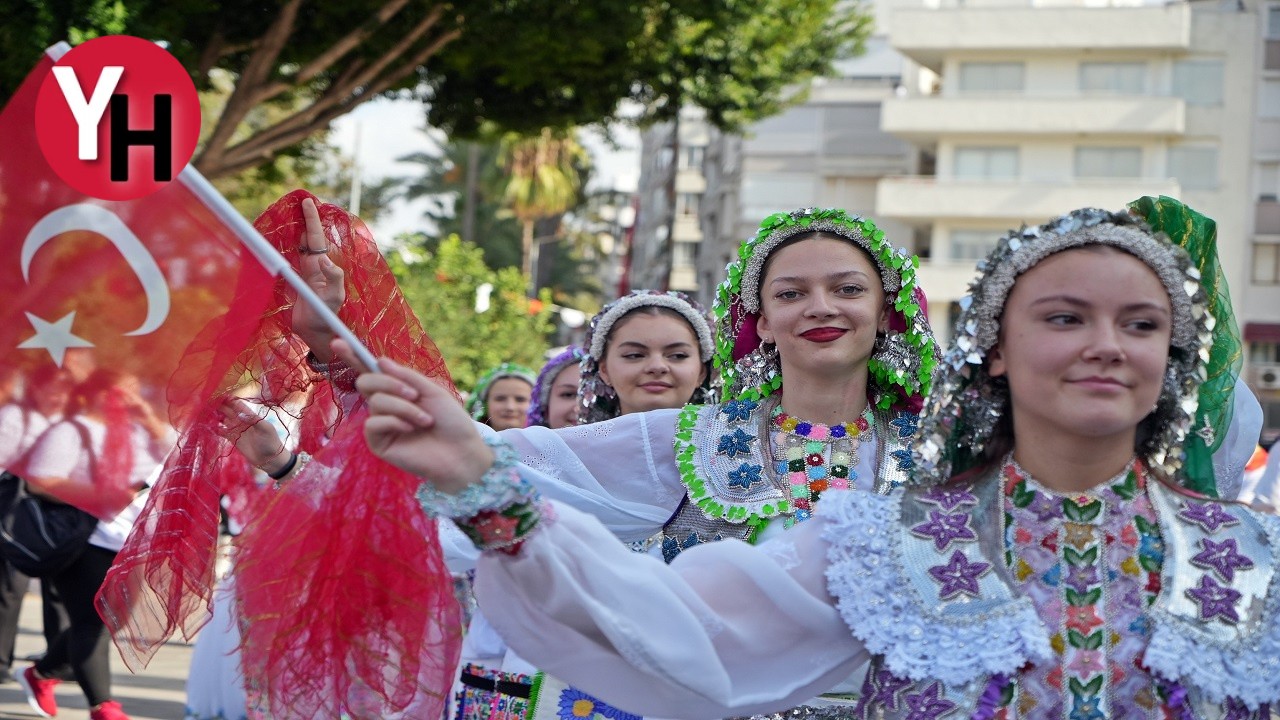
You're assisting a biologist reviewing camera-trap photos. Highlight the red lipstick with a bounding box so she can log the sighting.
[800,328,847,343]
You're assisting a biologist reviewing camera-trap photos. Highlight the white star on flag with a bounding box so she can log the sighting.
[19,311,95,366]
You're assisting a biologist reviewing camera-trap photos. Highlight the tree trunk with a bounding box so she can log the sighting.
[522,220,535,284]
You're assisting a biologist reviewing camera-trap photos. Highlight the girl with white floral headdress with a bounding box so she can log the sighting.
[345,197,1280,720]
[449,290,718,720]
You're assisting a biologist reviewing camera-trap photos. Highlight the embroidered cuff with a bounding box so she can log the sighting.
[455,500,546,555]
[416,435,534,519]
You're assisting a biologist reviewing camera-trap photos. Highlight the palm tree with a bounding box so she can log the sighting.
[497,128,590,287]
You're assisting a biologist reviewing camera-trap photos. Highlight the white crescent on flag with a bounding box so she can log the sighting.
[17,203,172,366]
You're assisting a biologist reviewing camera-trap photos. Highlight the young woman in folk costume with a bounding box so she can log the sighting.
[526,347,585,430]
[452,290,718,720]
[96,189,462,720]
[345,197,1280,720]
[468,364,537,432]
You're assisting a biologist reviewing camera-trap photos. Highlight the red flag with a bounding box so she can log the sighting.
[0,49,274,498]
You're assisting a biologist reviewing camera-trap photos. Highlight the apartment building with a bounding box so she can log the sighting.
[877,0,1279,439]
[695,32,918,308]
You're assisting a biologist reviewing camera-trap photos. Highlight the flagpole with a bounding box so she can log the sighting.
[178,166,381,371]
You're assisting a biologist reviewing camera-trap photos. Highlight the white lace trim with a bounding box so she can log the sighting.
[821,490,1051,687]
[1144,510,1280,709]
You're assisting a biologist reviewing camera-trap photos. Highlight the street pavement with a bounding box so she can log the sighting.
[0,588,192,720]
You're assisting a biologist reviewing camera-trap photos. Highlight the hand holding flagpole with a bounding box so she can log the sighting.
[178,166,380,372]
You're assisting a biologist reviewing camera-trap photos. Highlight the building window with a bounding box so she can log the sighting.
[672,241,699,269]
[1269,6,1280,36]
[675,192,701,217]
[1172,60,1224,105]
[1167,147,1219,190]
[954,147,1019,179]
[1075,147,1142,179]
[1263,80,1280,119]
[1254,242,1280,285]
[950,230,1003,262]
[680,145,705,170]
[1261,162,1280,201]
[1251,341,1280,364]
[958,62,1024,93]
[1079,62,1146,94]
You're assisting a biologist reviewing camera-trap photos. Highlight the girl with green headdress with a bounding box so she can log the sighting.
[346,200,1280,720]
[466,363,537,431]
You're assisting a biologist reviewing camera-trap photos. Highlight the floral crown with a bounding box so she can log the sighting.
[713,207,938,409]
[913,207,1215,490]
[466,362,536,422]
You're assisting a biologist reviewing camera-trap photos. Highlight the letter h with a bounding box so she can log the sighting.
[108,94,172,182]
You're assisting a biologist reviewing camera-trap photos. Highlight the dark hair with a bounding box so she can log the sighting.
[598,306,715,414]
[21,366,75,411]
[69,369,130,417]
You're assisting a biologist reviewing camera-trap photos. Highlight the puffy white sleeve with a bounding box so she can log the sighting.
[474,500,867,719]
[491,409,686,543]
[0,405,25,469]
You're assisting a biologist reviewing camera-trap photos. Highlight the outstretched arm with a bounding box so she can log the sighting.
[338,341,868,718]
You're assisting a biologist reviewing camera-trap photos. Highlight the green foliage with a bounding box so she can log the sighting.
[386,236,553,392]
[1,0,869,178]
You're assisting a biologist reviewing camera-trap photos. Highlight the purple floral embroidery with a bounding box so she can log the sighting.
[901,682,956,719]
[919,486,978,512]
[864,668,912,710]
[1189,537,1254,583]
[927,550,990,600]
[1176,501,1239,534]
[1063,564,1101,594]
[1026,491,1062,522]
[911,511,977,551]
[1185,575,1242,624]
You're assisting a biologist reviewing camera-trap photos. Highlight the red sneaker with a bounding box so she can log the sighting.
[89,700,130,720]
[17,665,58,717]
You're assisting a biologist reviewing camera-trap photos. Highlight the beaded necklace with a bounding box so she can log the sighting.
[770,405,873,522]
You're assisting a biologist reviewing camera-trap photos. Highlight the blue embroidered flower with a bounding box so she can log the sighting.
[719,400,757,424]
[890,449,913,470]
[795,509,812,522]
[1129,615,1152,636]
[728,463,763,490]
[889,413,919,439]
[556,687,642,720]
[717,428,755,458]
[1068,694,1105,720]
[1041,564,1062,587]
[1139,534,1164,563]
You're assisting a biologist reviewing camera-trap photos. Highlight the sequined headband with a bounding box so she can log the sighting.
[913,207,1212,486]
[586,291,715,362]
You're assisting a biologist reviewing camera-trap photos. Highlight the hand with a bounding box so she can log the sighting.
[118,388,169,440]
[291,197,346,362]
[216,397,290,474]
[332,339,493,495]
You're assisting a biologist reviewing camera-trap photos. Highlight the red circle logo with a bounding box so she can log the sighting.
[35,36,201,201]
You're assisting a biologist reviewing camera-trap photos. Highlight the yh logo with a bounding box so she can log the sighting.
[35,36,200,201]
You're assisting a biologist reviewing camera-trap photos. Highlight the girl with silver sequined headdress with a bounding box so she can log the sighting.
[352,198,1280,720]
[373,207,941,720]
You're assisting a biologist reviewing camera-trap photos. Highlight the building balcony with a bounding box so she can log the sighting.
[890,5,1191,72]
[882,96,1185,140]
[875,177,1182,222]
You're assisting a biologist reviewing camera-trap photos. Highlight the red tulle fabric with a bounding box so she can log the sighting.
[96,190,461,718]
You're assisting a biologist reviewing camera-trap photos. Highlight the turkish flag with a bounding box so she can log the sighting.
[0,49,274,496]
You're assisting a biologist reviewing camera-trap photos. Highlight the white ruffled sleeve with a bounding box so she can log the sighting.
[493,409,686,543]
[475,499,867,720]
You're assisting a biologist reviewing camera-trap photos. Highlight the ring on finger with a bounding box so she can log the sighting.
[299,246,330,256]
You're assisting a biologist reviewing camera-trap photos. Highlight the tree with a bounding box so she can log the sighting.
[385,236,553,392]
[2,0,869,178]
[497,128,590,283]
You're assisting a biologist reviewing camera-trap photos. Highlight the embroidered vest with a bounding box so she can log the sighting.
[822,476,1280,720]
[661,399,917,563]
